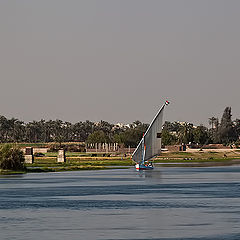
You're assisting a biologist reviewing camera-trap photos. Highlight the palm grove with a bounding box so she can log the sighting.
[0,107,239,147]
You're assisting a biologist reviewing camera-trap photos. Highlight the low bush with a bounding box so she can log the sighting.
[0,144,25,170]
[48,144,85,152]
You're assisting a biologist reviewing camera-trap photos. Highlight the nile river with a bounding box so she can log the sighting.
[1,166,240,240]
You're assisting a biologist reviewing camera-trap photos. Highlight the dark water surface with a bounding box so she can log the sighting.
[1,166,240,240]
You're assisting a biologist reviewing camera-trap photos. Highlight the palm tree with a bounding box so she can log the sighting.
[178,123,194,144]
[209,117,217,130]
[208,117,218,143]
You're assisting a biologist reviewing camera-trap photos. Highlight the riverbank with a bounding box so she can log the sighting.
[0,170,26,175]
[27,158,240,173]
[1,150,240,174]
[28,148,240,171]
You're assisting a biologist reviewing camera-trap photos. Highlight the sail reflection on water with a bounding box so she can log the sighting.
[137,168,162,180]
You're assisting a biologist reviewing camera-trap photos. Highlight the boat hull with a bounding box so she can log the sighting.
[135,163,154,171]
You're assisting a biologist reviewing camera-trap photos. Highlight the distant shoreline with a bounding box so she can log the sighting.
[1,158,240,175]
[1,148,240,175]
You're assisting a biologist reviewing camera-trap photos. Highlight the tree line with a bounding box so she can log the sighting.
[162,107,240,146]
[0,116,148,147]
[0,107,239,147]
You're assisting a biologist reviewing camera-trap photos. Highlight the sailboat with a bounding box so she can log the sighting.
[132,100,169,170]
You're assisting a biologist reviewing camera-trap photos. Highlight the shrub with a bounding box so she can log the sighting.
[0,144,25,170]
[48,143,85,152]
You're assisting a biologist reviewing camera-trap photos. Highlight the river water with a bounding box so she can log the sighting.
[0,166,240,240]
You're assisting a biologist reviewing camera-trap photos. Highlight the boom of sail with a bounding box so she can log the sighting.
[132,103,166,164]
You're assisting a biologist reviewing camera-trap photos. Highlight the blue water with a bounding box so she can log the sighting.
[1,166,240,240]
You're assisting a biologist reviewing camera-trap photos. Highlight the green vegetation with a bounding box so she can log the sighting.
[44,152,120,157]
[113,121,149,147]
[27,156,133,167]
[1,148,240,174]
[0,143,48,148]
[0,144,25,171]
[27,165,109,173]
[87,130,110,144]
[161,129,177,145]
[0,170,26,175]
[158,150,239,159]
[155,158,236,164]
[24,156,133,173]
[1,106,240,174]
[0,107,240,149]
[162,107,240,147]
[23,149,240,172]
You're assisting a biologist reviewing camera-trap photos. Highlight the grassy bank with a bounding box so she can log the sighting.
[158,150,240,160]
[30,157,132,166]
[155,158,240,167]
[26,165,109,173]
[26,150,240,172]
[1,156,133,174]
[0,169,26,175]
[22,156,133,173]
[2,150,240,174]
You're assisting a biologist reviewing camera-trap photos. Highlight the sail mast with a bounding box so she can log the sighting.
[142,134,146,164]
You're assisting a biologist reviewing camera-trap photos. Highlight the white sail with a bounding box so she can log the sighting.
[132,103,166,163]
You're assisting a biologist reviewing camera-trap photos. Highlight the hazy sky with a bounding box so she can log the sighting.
[0,0,239,125]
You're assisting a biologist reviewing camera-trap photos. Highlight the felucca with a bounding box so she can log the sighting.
[132,100,169,170]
